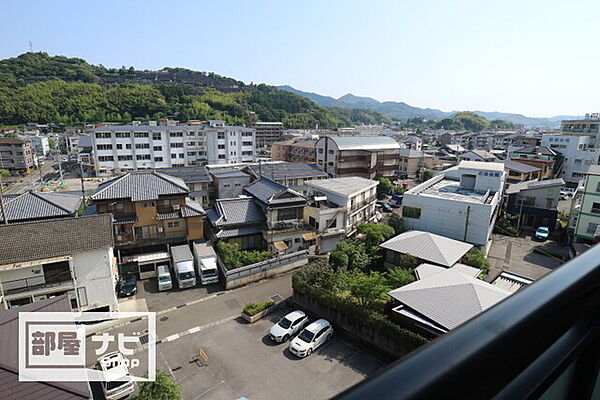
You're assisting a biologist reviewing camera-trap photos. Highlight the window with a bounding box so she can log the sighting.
[218,154,226,159]
[179,154,184,158]
[117,155,133,161]
[242,141,253,146]
[97,144,113,150]
[586,222,599,234]
[592,202,600,214]
[171,153,177,159]
[98,156,114,161]
[126,144,132,149]
[189,141,196,146]
[77,287,88,307]
[95,132,111,139]
[115,132,131,138]
[218,132,225,139]
[186,131,195,136]
[169,132,183,137]
[403,206,421,219]
[134,132,149,138]
[153,132,161,140]
[575,159,583,165]
[188,151,196,156]
[153,146,162,151]
[116,144,122,150]
[328,150,334,154]
[596,182,600,193]
[224,184,230,188]
[242,151,253,156]
[154,157,164,162]
[135,143,150,149]
[141,201,155,208]
[136,154,151,160]
[242,131,253,137]
[167,221,180,228]
[218,144,226,149]
[318,148,324,154]
[170,143,183,148]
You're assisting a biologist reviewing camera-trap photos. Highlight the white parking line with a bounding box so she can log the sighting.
[188,326,201,334]
[164,333,180,342]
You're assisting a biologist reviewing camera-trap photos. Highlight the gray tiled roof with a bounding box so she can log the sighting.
[246,162,327,180]
[380,230,473,267]
[0,191,82,223]
[243,178,306,205]
[513,146,556,156]
[0,295,91,400]
[158,166,213,183]
[388,268,511,330]
[207,197,265,227]
[92,171,189,202]
[214,225,263,238]
[502,160,541,173]
[209,167,250,179]
[0,214,113,265]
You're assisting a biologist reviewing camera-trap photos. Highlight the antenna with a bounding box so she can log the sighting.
[29,41,33,52]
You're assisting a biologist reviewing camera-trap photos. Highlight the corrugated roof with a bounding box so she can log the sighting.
[0,191,82,223]
[325,135,400,151]
[207,197,266,227]
[399,149,433,158]
[502,160,541,174]
[0,295,91,399]
[0,214,113,265]
[158,166,213,183]
[307,177,378,197]
[246,162,327,180]
[513,146,556,156]
[208,167,250,179]
[506,178,565,195]
[380,230,473,267]
[243,177,306,205]
[92,170,189,202]
[458,160,505,171]
[388,268,511,330]
[415,263,480,280]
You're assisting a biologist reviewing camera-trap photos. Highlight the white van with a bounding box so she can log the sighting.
[96,351,135,400]
[193,242,219,285]
[157,264,172,291]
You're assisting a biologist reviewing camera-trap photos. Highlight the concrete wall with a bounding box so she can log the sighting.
[72,247,119,311]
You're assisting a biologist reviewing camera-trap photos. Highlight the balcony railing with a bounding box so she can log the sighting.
[336,244,600,400]
[2,275,74,296]
[591,208,600,215]
[267,219,305,231]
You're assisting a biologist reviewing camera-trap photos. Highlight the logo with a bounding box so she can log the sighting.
[19,312,155,382]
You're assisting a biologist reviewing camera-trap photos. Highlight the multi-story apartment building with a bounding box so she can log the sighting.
[306,177,378,236]
[569,166,600,243]
[541,134,600,187]
[315,136,400,179]
[401,161,505,247]
[398,149,435,178]
[271,140,316,163]
[89,170,205,250]
[0,137,34,171]
[561,113,600,147]
[252,122,284,148]
[29,135,50,156]
[0,214,118,311]
[91,120,256,175]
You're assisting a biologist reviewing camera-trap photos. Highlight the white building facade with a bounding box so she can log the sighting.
[541,134,600,186]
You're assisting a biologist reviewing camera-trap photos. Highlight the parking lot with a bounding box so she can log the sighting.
[128,306,386,400]
[135,276,224,312]
[488,233,568,281]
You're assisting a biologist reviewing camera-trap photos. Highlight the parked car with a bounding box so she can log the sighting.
[269,310,309,342]
[535,227,550,241]
[289,319,333,357]
[117,275,137,297]
[381,203,393,212]
[96,351,136,400]
[157,264,172,291]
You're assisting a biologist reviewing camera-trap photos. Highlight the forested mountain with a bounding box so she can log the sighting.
[0,52,393,128]
[279,85,575,128]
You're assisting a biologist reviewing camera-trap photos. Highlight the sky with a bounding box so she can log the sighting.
[1,0,599,117]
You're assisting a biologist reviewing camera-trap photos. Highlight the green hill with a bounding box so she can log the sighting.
[0,52,393,128]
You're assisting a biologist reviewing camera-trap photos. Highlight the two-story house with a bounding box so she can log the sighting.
[505,178,564,233]
[0,215,118,311]
[89,170,205,250]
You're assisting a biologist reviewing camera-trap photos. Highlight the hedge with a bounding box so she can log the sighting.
[243,301,274,316]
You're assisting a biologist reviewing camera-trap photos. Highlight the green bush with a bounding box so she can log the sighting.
[377,178,394,197]
[386,268,416,289]
[422,169,433,181]
[403,206,421,219]
[329,250,349,270]
[216,241,272,270]
[463,249,491,277]
[133,370,183,400]
[243,301,275,316]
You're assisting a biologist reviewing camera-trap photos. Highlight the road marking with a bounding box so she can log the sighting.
[164,334,180,342]
[188,326,201,334]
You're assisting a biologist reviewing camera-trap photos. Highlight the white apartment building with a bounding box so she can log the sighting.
[561,113,600,147]
[541,134,600,186]
[401,161,505,248]
[29,135,50,156]
[306,177,378,236]
[91,120,255,175]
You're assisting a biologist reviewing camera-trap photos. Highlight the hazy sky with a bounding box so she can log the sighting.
[2,0,599,117]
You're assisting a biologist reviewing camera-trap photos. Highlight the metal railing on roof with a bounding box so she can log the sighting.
[336,244,600,400]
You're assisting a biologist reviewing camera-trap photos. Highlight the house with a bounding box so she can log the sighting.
[0,191,83,223]
[0,215,118,312]
[398,149,435,178]
[244,162,328,195]
[405,136,422,151]
[459,149,498,162]
[569,166,600,243]
[509,146,556,180]
[157,166,213,207]
[206,197,266,250]
[303,196,348,254]
[315,136,400,179]
[208,167,252,199]
[502,160,542,183]
[401,161,505,247]
[380,230,473,268]
[89,170,205,250]
[306,177,378,236]
[505,178,563,232]
[0,137,34,171]
[388,266,511,337]
[243,178,310,253]
[0,295,93,400]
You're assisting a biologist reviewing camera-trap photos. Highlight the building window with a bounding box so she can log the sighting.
[95,132,112,139]
[116,144,123,150]
[126,144,132,149]
[117,155,133,161]
[153,146,162,151]
[167,221,180,228]
[242,141,253,146]
[218,144,226,149]
[115,132,131,138]
[171,153,177,159]
[169,132,183,137]
[318,148,324,154]
[154,157,163,162]
[592,202,600,214]
[586,222,599,234]
[136,154,151,160]
[153,132,161,140]
[179,154,184,158]
[218,133,225,139]
[134,132,149,138]
[98,156,114,161]
[218,154,226,159]
[596,182,600,193]
[135,143,150,149]
[170,143,183,148]
[97,144,113,150]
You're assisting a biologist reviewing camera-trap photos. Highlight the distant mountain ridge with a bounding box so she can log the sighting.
[279,85,575,128]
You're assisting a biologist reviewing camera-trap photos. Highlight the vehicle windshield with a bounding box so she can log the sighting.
[278,317,293,329]
[202,268,217,277]
[122,276,136,286]
[158,275,171,283]
[179,271,194,280]
[538,227,549,232]
[297,329,315,343]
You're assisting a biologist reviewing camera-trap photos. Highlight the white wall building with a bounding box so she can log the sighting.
[29,135,50,156]
[401,161,505,247]
[91,120,255,175]
[541,134,600,186]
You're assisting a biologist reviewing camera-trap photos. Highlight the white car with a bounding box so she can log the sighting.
[289,319,333,357]
[96,351,136,400]
[269,310,309,342]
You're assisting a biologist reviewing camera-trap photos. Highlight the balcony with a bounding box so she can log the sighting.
[2,274,74,298]
[591,208,600,215]
[335,245,600,400]
[267,219,306,232]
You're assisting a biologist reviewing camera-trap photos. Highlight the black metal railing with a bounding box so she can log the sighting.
[336,244,600,400]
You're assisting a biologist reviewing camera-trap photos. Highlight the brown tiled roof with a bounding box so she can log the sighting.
[0,214,113,265]
[0,137,26,145]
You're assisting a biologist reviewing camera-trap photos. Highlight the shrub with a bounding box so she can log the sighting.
[377,178,394,197]
[422,169,433,181]
[463,249,491,276]
[216,241,272,270]
[243,301,274,316]
[329,250,349,271]
[385,213,405,235]
[386,268,416,289]
[133,370,183,400]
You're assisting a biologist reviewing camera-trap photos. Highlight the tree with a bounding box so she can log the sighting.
[422,169,433,181]
[329,250,349,271]
[357,223,395,248]
[463,249,491,276]
[385,213,405,235]
[334,240,371,270]
[215,241,271,270]
[395,254,420,269]
[386,268,416,289]
[377,178,394,198]
[0,169,9,178]
[133,370,183,400]
[343,270,390,307]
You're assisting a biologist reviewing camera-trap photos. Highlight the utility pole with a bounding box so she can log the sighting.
[0,173,8,225]
[463,206,471,242]
[79,161,85,205]
[517,199,525,235]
